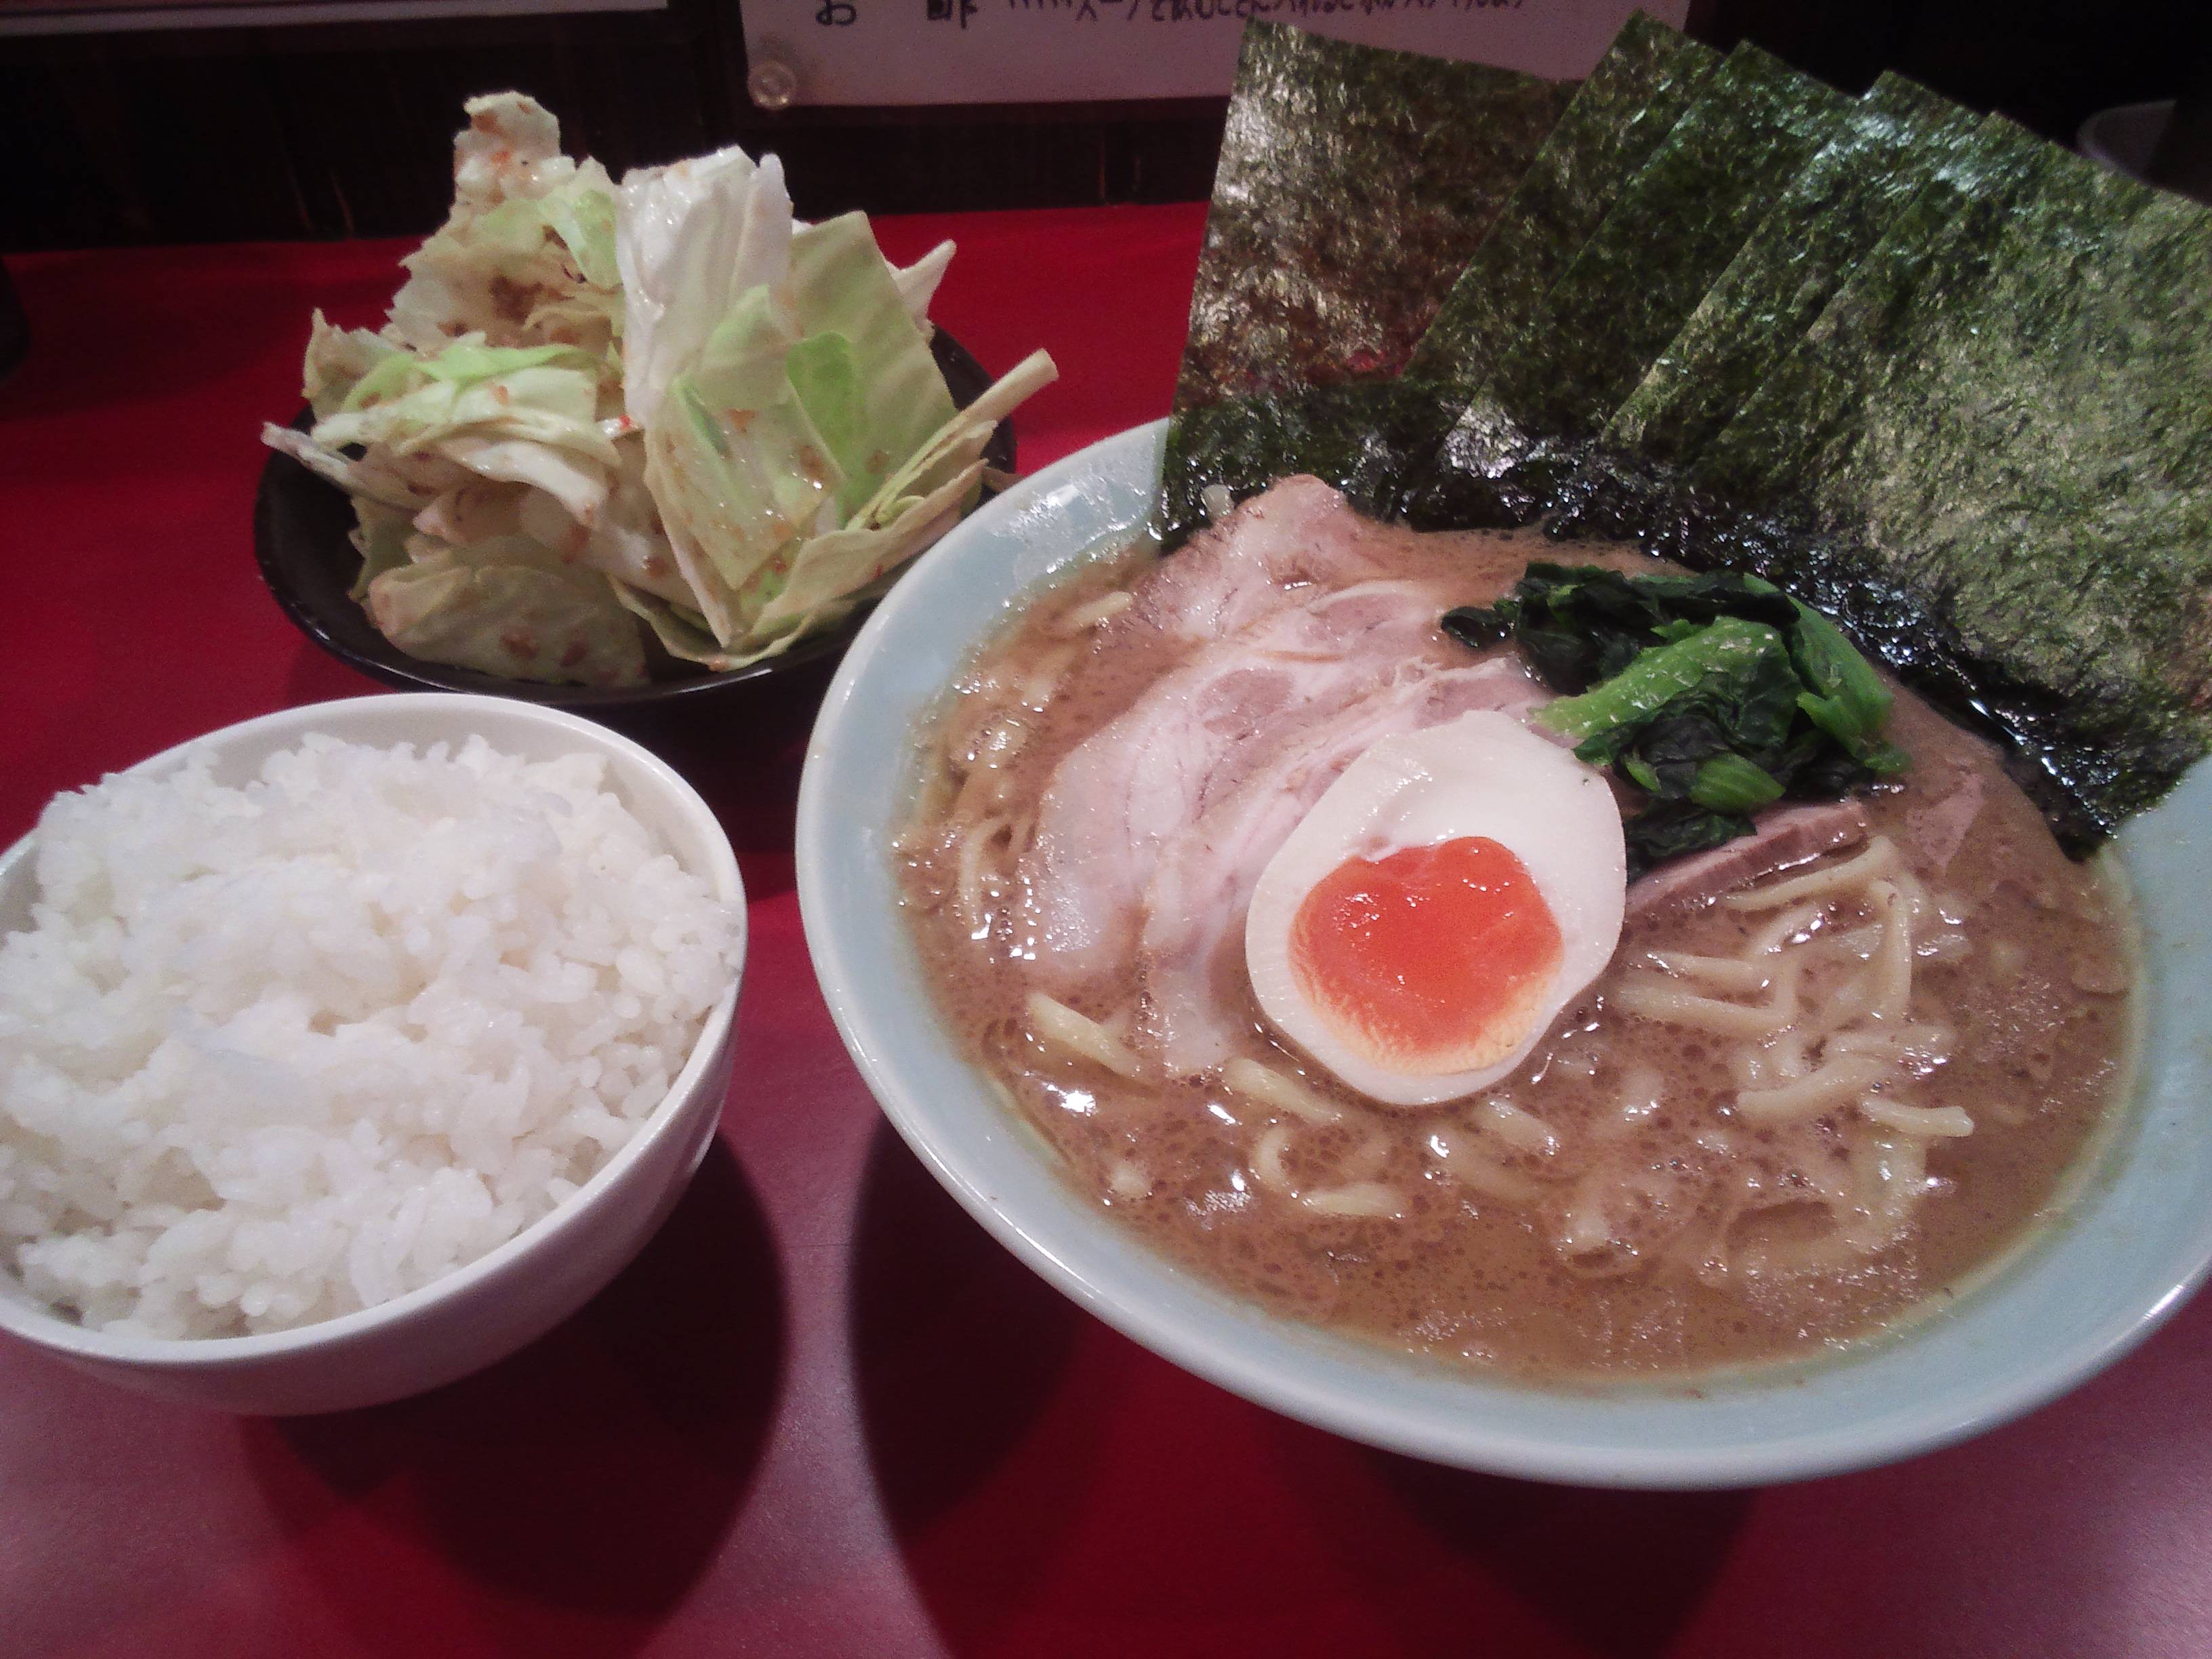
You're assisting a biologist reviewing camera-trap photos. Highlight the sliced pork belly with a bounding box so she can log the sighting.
[1120,474,1397,647]
[1624,798,1871,921]
[1017,579,1460,987]
[1132,658,1552,1077]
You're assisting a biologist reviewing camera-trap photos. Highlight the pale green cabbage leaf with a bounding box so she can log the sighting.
[366,544,647,687]
[266,94,1055,685]
[639,211,975,649]
[385,94,624,368]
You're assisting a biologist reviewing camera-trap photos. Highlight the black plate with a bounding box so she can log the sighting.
[253,331,1015,712]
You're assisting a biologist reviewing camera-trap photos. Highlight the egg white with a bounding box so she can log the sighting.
[1244,709,1626,1108]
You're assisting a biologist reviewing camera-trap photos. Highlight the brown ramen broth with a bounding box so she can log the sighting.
[895,488,2137,1378]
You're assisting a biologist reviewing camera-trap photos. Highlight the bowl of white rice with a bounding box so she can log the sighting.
[0,693,745,1414]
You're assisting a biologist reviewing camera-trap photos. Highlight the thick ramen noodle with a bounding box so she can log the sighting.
[895,479,2137,1378]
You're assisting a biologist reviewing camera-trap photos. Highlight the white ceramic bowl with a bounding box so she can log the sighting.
[0,694,745,1415]
[798,419,2212,1488]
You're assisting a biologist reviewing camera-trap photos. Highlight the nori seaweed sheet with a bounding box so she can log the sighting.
[1159,380,1475,548]
[1169,382,2198,851]
[1601,73,1980,468]
[1458,43,1853,455]
[1686,140,2212,830]
[1172,22,1574,412]
[1158,22,2212,849]
[1401,13,1720,395]
[1692,112,2050,519]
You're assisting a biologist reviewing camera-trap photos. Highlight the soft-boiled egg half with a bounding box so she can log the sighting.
[1244,710,1626,1107]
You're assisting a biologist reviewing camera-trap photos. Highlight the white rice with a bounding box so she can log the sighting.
[0,733,741,1339]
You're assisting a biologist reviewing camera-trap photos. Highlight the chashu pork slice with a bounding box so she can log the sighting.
[1119,474,1397,648]
[1624,798,1871,921]
[1133,657,1552,1078]
[1017,579,1462,989]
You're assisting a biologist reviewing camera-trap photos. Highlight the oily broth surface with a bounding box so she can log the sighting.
[895,526,2137,1378]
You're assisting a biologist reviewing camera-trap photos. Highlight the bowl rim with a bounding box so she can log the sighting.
[797,416,2212,1488]
[0,693,745,1366]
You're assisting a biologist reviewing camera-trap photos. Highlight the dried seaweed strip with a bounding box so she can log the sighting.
[1159,380,1477,548]
[1695,138,2212,828]
[1601,73,1980,468]
[1172,22,1572,412]
[1166,365,2212,844]
[1465,44,1853,453]
[1692,113,2049,516]
[1163,35,2212,846]
[1403,13,1720,395]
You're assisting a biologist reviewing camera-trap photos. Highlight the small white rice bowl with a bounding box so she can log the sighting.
[0,701,742,1358]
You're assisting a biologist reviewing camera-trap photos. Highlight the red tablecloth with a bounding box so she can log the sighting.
[4,209,2210,1659]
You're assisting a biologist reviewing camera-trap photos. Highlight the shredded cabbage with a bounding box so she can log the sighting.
[263,92,1055,687]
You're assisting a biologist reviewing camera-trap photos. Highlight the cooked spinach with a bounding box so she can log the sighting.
[1446,566,1904,875]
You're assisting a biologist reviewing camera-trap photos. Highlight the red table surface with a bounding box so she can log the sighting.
[3,206,2210,1659]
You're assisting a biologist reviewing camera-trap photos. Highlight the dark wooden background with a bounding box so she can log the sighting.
[2,0,2207,251]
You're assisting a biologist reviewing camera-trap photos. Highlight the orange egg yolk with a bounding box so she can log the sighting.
[1288,836,1564,1075]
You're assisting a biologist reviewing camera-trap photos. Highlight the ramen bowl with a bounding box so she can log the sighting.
[0,694,745,1415]
[796,418,2212,1488]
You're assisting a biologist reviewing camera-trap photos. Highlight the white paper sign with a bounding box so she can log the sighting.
[739,0,1689,108]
